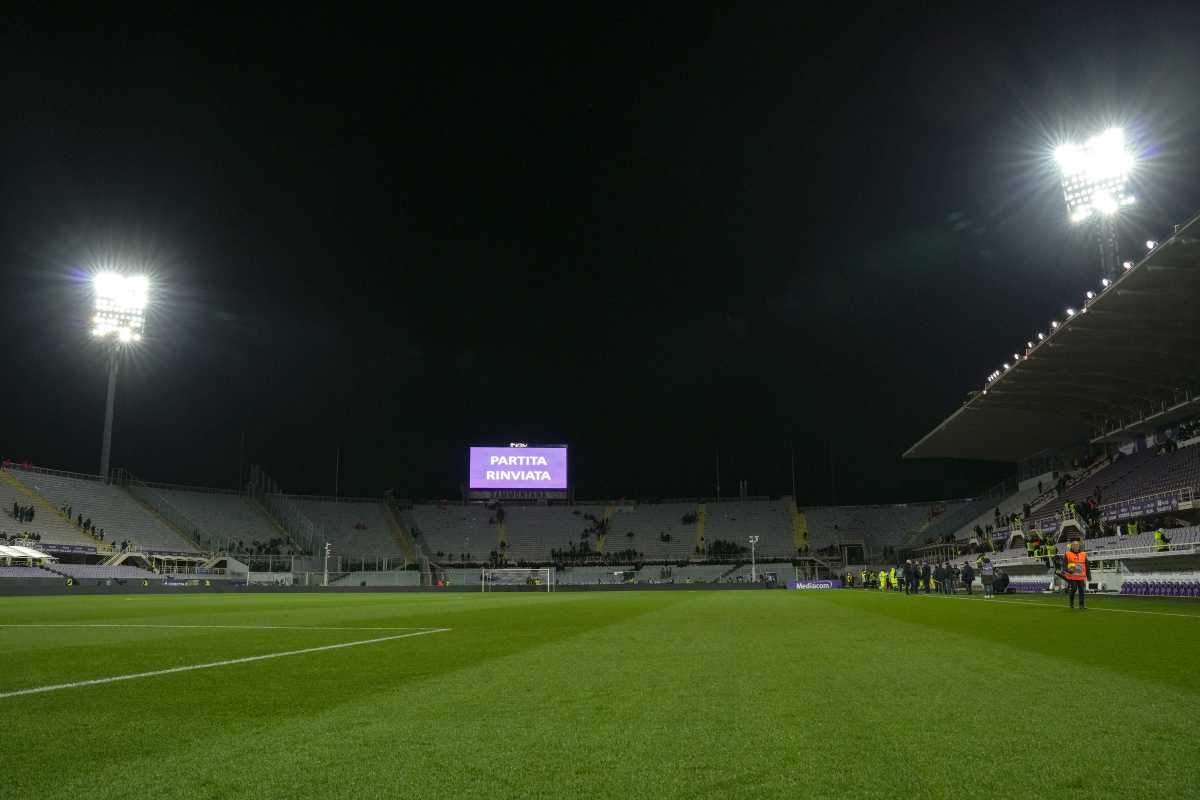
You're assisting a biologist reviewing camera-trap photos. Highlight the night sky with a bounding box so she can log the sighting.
[4,5,1200,503]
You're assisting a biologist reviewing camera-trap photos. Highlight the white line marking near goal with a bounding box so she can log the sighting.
[0,623,435,632]
[910,592,1200,619]
[0,627,450,700]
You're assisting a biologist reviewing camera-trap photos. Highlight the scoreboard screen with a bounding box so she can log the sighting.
[468,445,568,490]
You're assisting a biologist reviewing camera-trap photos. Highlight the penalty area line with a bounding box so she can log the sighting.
[0,627,450,700]
[0,623,439,632]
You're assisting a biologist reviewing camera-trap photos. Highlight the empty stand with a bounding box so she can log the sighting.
[606,503,696,560]
[0,565,57,578]
[51,564,160,580]
[804,504,934,553]
[16,469,197,553]
[703,500,794,558]
[1035,448,1157,515]
[503,506,599,561]
[151,488,280,551]
[1096,445,1200,506]
[947,486,1042,540]
[1,470,99,549]
[407,505,494,562]
[289,497,399,556]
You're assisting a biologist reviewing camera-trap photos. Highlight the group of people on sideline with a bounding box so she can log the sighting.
[846,559,990,595]
[846,539,1093,607]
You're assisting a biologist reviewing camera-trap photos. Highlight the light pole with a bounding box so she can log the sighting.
[748,535,759,582]
[1054,127,1137,282]
[91,272,149,481]
[323,542,332,587]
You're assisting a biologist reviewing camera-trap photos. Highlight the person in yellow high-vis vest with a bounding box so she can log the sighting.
[878,570,887,591]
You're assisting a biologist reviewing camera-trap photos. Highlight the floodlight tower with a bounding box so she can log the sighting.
[91,272,149,481]
[748,535,759,582]
[1054,127,1137,282]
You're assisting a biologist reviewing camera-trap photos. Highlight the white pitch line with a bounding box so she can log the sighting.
[0,623,435,632]
[0,627,450,700]
[911,592,1200,619]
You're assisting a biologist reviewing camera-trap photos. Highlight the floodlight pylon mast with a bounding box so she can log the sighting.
[1097,213,1121,283]
[98,347,120,482]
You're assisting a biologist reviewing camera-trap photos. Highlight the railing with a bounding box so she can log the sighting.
[280,493,385,504]
[987,538,1199,567]
[229,552,409,573]
[2,463,103,483]
[133,478,243,495]
[162,566,228,576]
[117,468,213,553]
[246,465,324,556]
[1099,486,1196,521]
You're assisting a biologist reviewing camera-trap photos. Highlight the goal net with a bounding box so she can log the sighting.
[481,567,555,592]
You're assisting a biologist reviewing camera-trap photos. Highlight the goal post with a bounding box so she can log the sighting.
[481,567,555,592]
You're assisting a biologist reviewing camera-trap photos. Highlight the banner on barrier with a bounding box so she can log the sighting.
[788,579,843,590]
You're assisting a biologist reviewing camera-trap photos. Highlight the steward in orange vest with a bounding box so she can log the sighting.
[1063,541,1089,610]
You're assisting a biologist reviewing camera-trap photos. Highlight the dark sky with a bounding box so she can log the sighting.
[3,5,1200,503]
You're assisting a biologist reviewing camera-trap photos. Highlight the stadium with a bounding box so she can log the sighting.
[6,8,1200,800]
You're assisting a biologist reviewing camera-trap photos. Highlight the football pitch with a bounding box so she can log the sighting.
[2,589,1197,799]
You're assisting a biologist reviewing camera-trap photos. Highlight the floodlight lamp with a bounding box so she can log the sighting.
[1102,278,1112,287]
[1051,321,1059,329]
[1027,341,1034,348]
[1037,333,1045,341]
[1086,291,1095,300]
[1003,363,1010,370]
[1123,261,1133,270]
[1055,127,1135,222]
[1013,353,1020,361]
[91,271,149,343]
[1066,308,1076,317]
[1146,240,1157,250]
[1093,191,1118,215]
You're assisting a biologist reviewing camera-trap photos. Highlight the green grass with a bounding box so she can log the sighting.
[2,589,1198,799]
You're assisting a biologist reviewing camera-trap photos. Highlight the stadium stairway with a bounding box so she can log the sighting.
[1,469,111,552]
[694,503,707,558]
[381,496,418,563]
[596,504,616,554]
[789,503,808,554]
